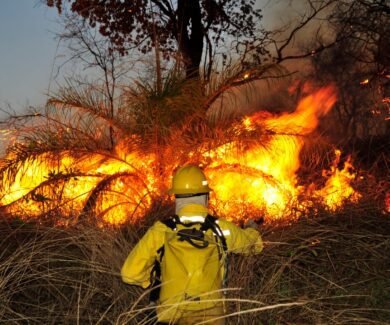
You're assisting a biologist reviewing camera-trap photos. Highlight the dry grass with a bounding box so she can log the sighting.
[0,200,389,324]
[227,205,390,324]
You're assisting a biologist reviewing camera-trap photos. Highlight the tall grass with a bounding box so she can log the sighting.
[1,201,389,324]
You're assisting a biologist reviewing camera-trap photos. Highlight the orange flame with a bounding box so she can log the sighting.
[314,150,361,211]
[204,86,344,222]
[0,85,361,225]
[385,192,390,214]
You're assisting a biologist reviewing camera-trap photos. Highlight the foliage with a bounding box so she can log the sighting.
[46,0,264,78]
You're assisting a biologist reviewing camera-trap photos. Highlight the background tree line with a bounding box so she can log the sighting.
[43,0,388,145]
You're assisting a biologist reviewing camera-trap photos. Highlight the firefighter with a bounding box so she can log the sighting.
[121,165,263,324]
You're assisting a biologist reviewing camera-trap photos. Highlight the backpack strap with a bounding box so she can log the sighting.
[202,214,229,291]
[149,245,164,303]
[163,214,228,254]
[202,215,228,254]
[177,228,209,248]
[162,214,180,230]
[164,215,211,249]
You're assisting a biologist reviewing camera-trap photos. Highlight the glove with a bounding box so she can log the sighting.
[244,219,259,230]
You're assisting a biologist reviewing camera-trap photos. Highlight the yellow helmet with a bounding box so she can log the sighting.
[169,165,211,195]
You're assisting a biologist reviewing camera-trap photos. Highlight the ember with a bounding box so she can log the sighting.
[0,85,361,225]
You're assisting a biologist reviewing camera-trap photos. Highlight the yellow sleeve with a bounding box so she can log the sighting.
[217,219,263,255]
[121,221,167,288]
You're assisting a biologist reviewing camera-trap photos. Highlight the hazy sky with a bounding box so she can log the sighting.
[0,0,60,112]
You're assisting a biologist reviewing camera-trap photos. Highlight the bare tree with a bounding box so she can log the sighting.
[309,0,389,141]
[50,13,141,149]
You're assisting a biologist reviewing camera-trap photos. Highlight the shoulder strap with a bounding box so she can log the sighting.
[203,214,229,291]
[202,214,228,254]
[162,214,227,253]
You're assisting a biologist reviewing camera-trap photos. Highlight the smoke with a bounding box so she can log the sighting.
[207,1,339,122]
[257,0,336,70]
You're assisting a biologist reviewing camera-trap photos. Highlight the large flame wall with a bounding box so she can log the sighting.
[0,85,360,225]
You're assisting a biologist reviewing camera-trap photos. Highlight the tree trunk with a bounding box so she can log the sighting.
[177,0,204,79]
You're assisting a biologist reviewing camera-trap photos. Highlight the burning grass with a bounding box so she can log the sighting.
[1,202,388,324]
[0,85,365,226]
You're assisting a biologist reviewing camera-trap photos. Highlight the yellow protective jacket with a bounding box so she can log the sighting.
[121,204,263,324]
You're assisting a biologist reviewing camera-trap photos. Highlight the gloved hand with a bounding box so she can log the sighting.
[244,219,259,230]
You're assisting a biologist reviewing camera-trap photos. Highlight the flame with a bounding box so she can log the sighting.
[0,150,157,225]
[314,150,361,210]
[385,192,390,214]
[0,85,361,225]
[204,86,343,221]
